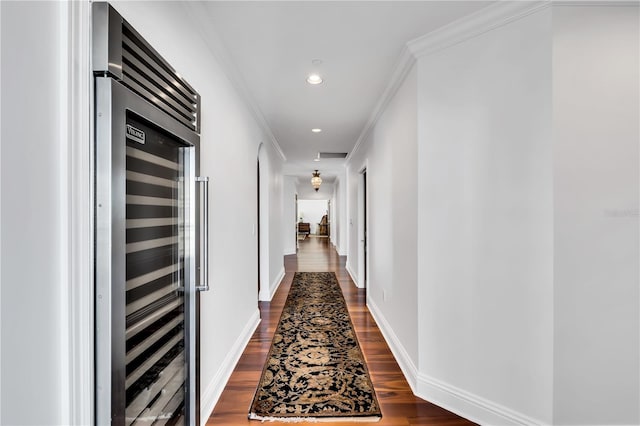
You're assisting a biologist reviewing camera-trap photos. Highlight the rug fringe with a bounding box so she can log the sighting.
[249,414,317,423]
[248,413,381,423]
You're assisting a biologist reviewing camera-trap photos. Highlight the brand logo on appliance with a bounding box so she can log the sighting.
[126,124,145,144]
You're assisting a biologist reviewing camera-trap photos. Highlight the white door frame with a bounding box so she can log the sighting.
[65,2,93,424]
[357,163,369,290]
[257,142,271,301]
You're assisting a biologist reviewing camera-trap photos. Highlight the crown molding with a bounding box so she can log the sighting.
[407,1,551,59]
[552,0,639,5]
[181,2,287,162]
[346,46,416,164]
[348,1,555,165]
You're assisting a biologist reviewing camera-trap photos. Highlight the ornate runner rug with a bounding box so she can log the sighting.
[249,272,382,422]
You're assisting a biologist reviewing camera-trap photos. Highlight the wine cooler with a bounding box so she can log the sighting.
[93,4,207,425]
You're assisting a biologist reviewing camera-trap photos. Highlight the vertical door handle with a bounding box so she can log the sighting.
[196,176,210,292]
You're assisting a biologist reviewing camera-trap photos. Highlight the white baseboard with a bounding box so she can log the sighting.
[367,299,542,426]
[416,374,545,426]
[366,298,418,393]
[333,243,347,257]
[259,266,285,302]
[200,308,261,425]
[345,262,359,287]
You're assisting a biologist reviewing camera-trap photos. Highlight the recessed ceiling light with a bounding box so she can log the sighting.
[306,73,323,85]
[311,128,322,133]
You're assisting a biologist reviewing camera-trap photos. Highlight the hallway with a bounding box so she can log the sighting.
[208,237,475,425]
[1,2,638,424]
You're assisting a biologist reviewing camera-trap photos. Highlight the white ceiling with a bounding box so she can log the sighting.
[194,1,492,181]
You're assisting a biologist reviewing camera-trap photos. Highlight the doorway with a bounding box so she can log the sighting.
[257,157,261,297]
[327,199,331,242]
[363,170,367,288]
[295,194,299,250]
[358,168,368,290]
[297,199,329,238]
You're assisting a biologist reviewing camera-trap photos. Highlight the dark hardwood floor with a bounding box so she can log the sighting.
[207,236,475,425]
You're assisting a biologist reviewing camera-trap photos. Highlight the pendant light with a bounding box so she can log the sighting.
[311,170,322,192]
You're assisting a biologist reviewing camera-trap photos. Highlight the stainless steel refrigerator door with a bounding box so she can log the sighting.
[95,76,200,426]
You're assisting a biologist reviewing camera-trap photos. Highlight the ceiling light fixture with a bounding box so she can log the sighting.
[311,170,322,192]
[306,73,323,85]
[311,128,322,133]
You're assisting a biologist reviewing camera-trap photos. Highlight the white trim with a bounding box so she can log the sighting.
[348,0,635,167]
[347,2,556,167]
[0,0,2,414]
[200,308,261,426]
[58,3,72,420]
[259,266,285,302]
[62,2,94,424]
[406,1,550,59]
[334,243,347,257]
[256,140,265,158]
[284,249,297,256]
[346,48,415,164]
[552,0,639,5]
[181,2,286,161]
[366,298,418,393]
[367,297,546,426]
[416,374,547,426]
[345,262,360,288]
[357,163,369,291]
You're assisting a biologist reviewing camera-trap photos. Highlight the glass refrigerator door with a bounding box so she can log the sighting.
[124,114,187,425]
[95,77,201,426]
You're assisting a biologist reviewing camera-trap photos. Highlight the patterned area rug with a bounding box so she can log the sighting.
[249,272,382,422]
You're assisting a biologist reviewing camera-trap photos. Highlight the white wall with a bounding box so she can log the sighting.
[0,1,2,418]
[262,143,285,300]
[336,172,349,256]
[296,178,334,201]
[417,9,554,424]
[282,176,298,255]
[346,65,420,375]
[552,5,639,425]
[297,200,328,235]
[259,145,270,298]
[346,165,359,283]
[1,3,70,423]
[333,172,348,256]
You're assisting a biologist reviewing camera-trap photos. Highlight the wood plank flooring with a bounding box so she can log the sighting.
[207,236,475,425]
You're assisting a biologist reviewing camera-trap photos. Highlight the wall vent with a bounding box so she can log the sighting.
[318,152,349,159]
[93,3,201,132]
